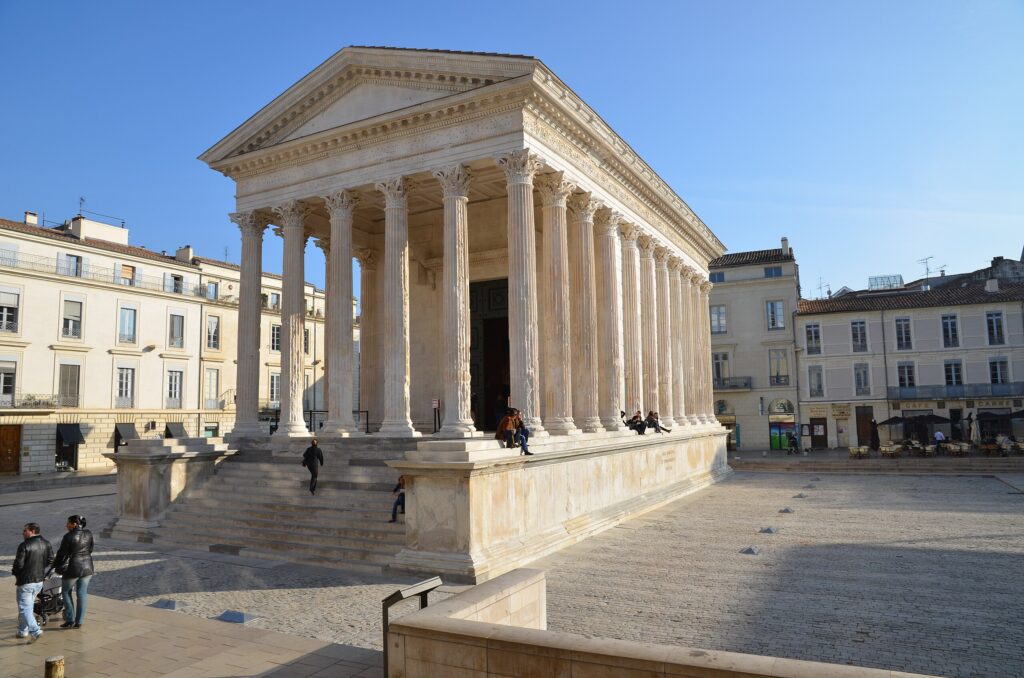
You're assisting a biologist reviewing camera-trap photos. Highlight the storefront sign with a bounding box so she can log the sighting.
[807,405,828,418]
[831,404,851,419]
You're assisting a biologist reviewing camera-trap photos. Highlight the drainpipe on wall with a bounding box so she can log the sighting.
[880,309,891,432]
[197,271,205,438]
[791,308,802,449]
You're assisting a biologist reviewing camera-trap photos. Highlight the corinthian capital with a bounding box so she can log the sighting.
[568,193,602,223]
[620,222,641,246]
[271,200,311,230]
[314,238,331,256]
[637,234,655,257]
[668,256,684,273]
[374,176,408,208]
[535,172,577,207]
[354,248,379,271]
[700,280,713,293]
[495,149,543,185]
[592,208,619,235]
[323,190,359,219]
[654,245,671,266]
[229,211,266,238]
[432,164,473,198]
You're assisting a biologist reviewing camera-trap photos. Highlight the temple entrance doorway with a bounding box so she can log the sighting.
[469,278,510,432]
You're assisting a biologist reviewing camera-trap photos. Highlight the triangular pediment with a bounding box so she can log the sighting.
[200,47,538,163]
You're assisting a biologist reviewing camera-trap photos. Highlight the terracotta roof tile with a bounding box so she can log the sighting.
[798,281,1024,315]
[709,248,794,269]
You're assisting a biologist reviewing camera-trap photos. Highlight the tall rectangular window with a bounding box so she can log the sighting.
[269,373,281,405]
[119,264,136,286]
[764,266,782,278]
[168,314,184,349]
[58,364,80,407]
[766,300,785,330]
[167,370,183,409]
[303,327,310,354]
[854,363,870,396]
[118,307,136,343]
[206,281,219,300]
[205,368,220,408]
[769,349,789,385]
[269,292,280,309]
[851,320,867,352]
[898,362,916,388]
[710,305,727,334]
[0,291,19,333]
[944,360,963,386]
[170,274,184,294]
[808,365,824,397]
[271,324,281,351]
[987,312,1005,345]
[62,254,82,277]
[805,324,822,355]
[990,358,1009,384]
[941,314,959,348]
[206,315,220,350]
[709,271,724,283]
[0,362,15,407]
[116,367,134,408]
[895,317,912,350]
[63,301,83,339]
[712,352,730,385]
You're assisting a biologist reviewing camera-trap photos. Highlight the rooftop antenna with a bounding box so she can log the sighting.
[223,246,230,262]
[78,196,85,214]
[917,256,934,282]
[816,276,830,299]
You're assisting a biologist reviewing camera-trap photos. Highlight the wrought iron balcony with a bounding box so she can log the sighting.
[713,376,753,390]
[769,375,790,386]
[0,392,60,410]
[887,383,1024,400]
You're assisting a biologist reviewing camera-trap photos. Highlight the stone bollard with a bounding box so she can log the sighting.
[45,656,64,678]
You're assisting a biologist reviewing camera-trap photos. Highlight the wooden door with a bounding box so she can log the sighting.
[856,406,874,446]
[810,418,828,449]
[0,425,21,473]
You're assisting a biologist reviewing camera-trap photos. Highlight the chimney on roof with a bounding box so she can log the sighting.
[985,278,999,293]
[23,211,37,225]
[175,245,194,263]
[781,236,790,256]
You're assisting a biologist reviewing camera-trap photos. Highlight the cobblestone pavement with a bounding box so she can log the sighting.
[535,472,1024,678]
[0,490,439,652]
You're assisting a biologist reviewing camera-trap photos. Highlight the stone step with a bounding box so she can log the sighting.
[157,514,404,551]
[148,534,387,574]
[180,492,395,515]
[150,525,397,564]
[217,463,399,480]
[166,506,405,541]
[189,481,394,502]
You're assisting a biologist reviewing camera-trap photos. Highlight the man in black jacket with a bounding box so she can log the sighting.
[301,438,324,495]
[12,522,53,641]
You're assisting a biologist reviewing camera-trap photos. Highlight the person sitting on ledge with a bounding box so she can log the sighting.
[511,409,533,456]
[496,409,517,449]
[645,411,667,434]
[628,410,646,434]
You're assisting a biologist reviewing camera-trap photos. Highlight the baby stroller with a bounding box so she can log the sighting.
[33,568,64,627]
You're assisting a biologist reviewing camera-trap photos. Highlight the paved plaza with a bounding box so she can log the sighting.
[3,472,1023,677]
[537,471,1024,678]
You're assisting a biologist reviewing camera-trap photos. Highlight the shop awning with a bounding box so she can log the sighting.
[115,423,140,442]
[165,422,188,439]
[56,424,85,446]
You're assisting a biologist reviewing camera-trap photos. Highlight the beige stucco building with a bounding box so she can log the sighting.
[709,238,800,450]
[0,212,328,475]
[796,259,1024,449]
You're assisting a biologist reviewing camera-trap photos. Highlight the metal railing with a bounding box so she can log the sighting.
[118,333,136,343]
[0,250,201,295]
[62,325,82,339]
[57,394,80,408]
[0,392,59,409]
[887,383,1024,400]
[0,320,17,333]
[714,376,753,390]
[204,398,224,410]
[382,577,442,672]
[114,396,134,409]
[168,337,184,349]
[769,375,790,386]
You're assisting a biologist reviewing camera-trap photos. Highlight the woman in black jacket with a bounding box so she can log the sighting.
[53,514,94,629]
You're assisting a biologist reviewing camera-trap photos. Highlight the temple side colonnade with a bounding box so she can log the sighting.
[226,150,717,441]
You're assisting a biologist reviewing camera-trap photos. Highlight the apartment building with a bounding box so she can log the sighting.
[0,212,327,474]
[708,238,800,450]
[796,261,1024,449]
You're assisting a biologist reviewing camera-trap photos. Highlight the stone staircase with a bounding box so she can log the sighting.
[148,439,412,573]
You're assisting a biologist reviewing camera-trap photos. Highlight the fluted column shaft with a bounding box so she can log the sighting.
[595,210,626,431]
[639,236,659,414]
[681,269,700,425]
[537,173,579,435]
[699,281,714,421]
[375,177,418,437]
[669,260,687,425]
[273,201,311,438]
[433,165,478,437]
[315,238,332,417]
[229,212,265,436]
[497,150,546,434]
[620,225,644,415]
[356,250,381,430]
[323,191,361,435]
[567,194,602,432]
[655,248,675,428]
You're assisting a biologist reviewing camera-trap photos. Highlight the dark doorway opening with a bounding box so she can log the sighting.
[469,279,510,432]
[810,417,828,449]
[855,406,874,446]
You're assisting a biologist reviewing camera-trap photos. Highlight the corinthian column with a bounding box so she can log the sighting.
[681,267,700,425]
[314,237,331,418]
[567,193,602,432]
[594,209,626,431]
[375,177,419,437]
[620,224,644,416]
[654,246,675,429]
[432,164,478,437]
[638,235,659,414]
[322,190,362,436]
[356,249,381,431]
[687,269,706,424]
[699,279,715,423]
[496,149,546,435]
[536,172,580,436]
[669,258,687,426]
[228,211,266,437]
[271,200,311,438]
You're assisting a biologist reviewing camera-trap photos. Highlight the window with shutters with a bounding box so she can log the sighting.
[120,264,136,286]
[61,254,82,277]
[0,362,15,406]
[58,364,80,407]
[269,373,280,406]
[898,362,916,388]
[116,368,134,408]
[168,314,184,349]
[62,300,83,339]
[941,314,959,348]
[118,307,137,343]
[850,321,867,352]
[987,312,1005,345]
[271,324,281,351]
[0,291,18,333]
[765,300,785,330]
[204,368,220,408]
[206,282,218,300]
[990,358,1009,384]
[166,370,183,409]
[805,324,822,355]
[206,315,220,350]
[895,317,912,350]
[170,274,184,294]
[944,360,963,386]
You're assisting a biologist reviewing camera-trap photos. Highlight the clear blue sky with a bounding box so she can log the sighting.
[1,1,1021,299]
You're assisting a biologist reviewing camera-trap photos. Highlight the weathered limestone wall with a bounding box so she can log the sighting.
[387,568,942,678]
[391,429,729,582]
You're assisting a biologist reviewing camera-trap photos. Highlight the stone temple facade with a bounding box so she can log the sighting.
[201,46,725,440]
[199,47,729,581]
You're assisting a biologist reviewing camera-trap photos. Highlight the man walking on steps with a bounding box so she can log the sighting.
[301,438,324,495]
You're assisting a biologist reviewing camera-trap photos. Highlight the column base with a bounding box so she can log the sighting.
[576,416,604,433]
[600,417,628,432]
[660,417,677,430]
[273,422,311,439]
[320,422,365,437]
[687,415,702,426]
[229,420,263,437]
[376,421,422,438]
[435,424,483,439]
[542,418,581,436]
